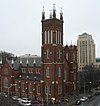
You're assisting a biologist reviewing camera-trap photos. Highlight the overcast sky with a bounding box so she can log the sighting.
[0,0,100,57]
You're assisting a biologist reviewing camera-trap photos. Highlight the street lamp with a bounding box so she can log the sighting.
[84,82,85,96]
[89,82,91,92]
[84,81,91,96]
[40,80,49,106]
[8,84,16,97]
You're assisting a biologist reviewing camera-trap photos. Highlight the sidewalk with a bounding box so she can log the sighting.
[48,95,78,106]
[48,88,97,106]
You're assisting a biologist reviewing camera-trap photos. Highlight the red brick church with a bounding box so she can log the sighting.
[0,4,78,103]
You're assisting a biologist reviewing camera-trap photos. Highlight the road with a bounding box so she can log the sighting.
[73,95,100,106]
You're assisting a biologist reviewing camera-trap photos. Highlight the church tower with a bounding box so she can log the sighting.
[41,4,64,101]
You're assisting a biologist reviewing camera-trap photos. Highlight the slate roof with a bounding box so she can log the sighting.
[7,55,41,70]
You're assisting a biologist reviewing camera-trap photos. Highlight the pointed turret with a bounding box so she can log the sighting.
[26,58,29,65]
[11,59,14,68]
[0,58,2,64]
[53,4,56,18]
[20,58,22,64]
[42,6,45,20]
[60,7,63,21]
[11,59,14,65]
[50,10,52,18]
[19,58,22,69]
[33,58,36,66]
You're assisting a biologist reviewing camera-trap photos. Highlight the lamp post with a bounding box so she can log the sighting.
[8,84,16,97]
[40,80,49,106]
[89,82,91,92]
[84,81,91,96]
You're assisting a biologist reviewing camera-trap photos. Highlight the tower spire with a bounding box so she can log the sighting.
[42,6,45,20]
[50,10,52,18]
[60,7,63,20]
[53,4,56,18]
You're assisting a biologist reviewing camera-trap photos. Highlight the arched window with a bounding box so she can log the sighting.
[48,30,50,44]
[4,77,8,88]
[58,49,61,59]
[46,67,50,77]
[60,31,61,44]
[56,30,58,44]
[58,67,61,77]
[51,30,53,43]
[64,70,67,81]
[22,82,25,92]
[66,53,68,60]
[29,83,32,93]
[47,49,49,59]
[44,31,47,44]
[58,85,62,95]
[37,84,40,94]
[15,82,18,91]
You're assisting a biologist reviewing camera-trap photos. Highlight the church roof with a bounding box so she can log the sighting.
[7,55,41,70]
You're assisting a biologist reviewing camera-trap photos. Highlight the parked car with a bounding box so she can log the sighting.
[12,96,19,100]
[19,97,31,106]
[95,87,100,90]
[80,96,88,102]
[87,95,92,99]
[0,92,7,97]
[75,100,82,105]
[95,91,100,95]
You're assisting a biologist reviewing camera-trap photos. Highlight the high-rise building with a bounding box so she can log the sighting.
[77,33,95,70]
